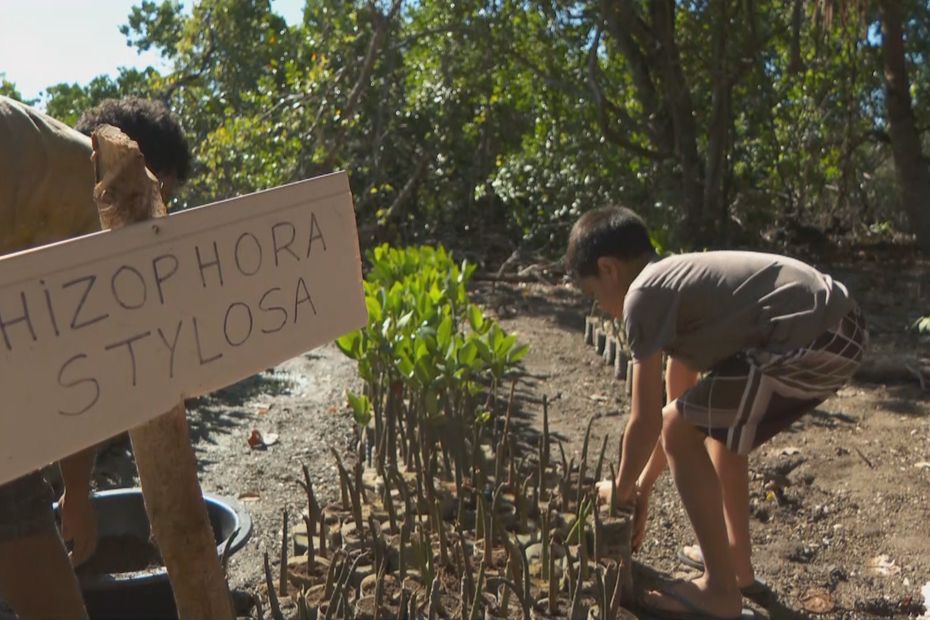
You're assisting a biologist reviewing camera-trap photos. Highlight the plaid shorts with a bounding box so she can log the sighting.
[677,306,867,456]
[0,471,56,542]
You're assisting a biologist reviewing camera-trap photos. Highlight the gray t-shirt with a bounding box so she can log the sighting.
[622,251,853,371]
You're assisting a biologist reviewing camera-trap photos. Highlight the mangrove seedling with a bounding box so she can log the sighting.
[536,437,545,503]
[594,435,609,484]
[382,469,399,532]
[322,551,340,601]
[298,464,321,525]
[432,500,450,567]
[427,574,442,620]
[330,448,352,512]
[396,588,409,620]
[303,514,315,569]
[516,475,532,529]
[540,510,551,581]
[398,521,410,581]
[375,557,388,611]
[345,473,365,538]
[296,586,311,620]
[500,555,514,612]
[542,395,551,472]
[279,509,289,597]
[568,549,586,620]
[457,529,476,608]
[263,551,285,620]
[391,469,414,521]
[547,537,558,616]
[467,560,486,620]
[608,463,618,518]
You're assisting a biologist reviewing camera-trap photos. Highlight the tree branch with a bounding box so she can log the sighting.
[586,25,668,160]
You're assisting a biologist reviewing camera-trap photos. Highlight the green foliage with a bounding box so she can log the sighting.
[0,73,35,105]
[915,315,930,334]
[346,391,372,428]
[25,0,930,249]
[44,68,162,126]
[337,243,526,428]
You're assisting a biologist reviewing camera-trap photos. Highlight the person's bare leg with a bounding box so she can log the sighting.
[706,438,755,589]
[643,406,742,618]
[0,528,88,620]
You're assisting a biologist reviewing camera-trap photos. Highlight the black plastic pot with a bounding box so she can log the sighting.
[68,488,251,620]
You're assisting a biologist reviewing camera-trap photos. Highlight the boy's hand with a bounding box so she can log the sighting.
[594,478,635,510]
[595,478,615,505]
[595,479,651,553]
[58,490,98,567]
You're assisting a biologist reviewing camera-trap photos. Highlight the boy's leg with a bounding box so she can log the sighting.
[643,405,742,618]
[0,472,88,620]
[0,529,89,620]
[705,438,754,588]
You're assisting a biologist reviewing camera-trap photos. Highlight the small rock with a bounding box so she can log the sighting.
[787,543,816,563]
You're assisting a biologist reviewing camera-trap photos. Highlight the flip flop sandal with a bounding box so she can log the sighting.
[677,544,705,571]
[639,581,756,620]
[676,546,774,608]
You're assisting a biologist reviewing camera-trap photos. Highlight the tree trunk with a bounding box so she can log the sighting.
[91,125,235,620]
[703,0,732,241]
[879,0,930,254]
[651,0,707,242]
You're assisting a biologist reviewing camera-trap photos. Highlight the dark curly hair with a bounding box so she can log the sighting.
[76,97,191,184]
[564,206,655,278]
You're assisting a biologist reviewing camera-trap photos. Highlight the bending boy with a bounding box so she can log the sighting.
[565,206,865,620]
[0,95,189,620]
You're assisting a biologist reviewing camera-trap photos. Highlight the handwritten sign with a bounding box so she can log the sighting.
[0,172,367,484]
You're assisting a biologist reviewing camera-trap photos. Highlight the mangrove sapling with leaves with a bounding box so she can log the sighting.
[337,245,528,499]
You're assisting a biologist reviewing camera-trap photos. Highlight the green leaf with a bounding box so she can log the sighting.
[436,315,453,350]
[396,348,415,378]
[508,343,530,364]
[458,340,478,367]
[365,295,383,324]
[335,330,361,359]
[346,391,372,427]
[468,304,486,333]
[423,388,440,417]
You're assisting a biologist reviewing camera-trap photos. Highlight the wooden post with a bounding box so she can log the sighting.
[91,125,235,620]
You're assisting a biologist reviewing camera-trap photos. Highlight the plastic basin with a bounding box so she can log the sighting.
[67,488,251,619]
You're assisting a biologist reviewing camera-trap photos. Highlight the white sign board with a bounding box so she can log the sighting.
[0,172,367,484]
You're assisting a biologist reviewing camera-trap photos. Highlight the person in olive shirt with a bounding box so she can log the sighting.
[0,95,189,620]
[566,206,866,620]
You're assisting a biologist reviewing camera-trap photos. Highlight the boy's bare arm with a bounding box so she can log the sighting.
[614,351,664,505]
[634,357,699,491]
[58,445,98,566]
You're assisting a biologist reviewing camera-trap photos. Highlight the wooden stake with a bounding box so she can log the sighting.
[91,125,234,620]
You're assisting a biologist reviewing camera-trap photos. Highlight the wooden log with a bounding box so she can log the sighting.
[90,125,235,620]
